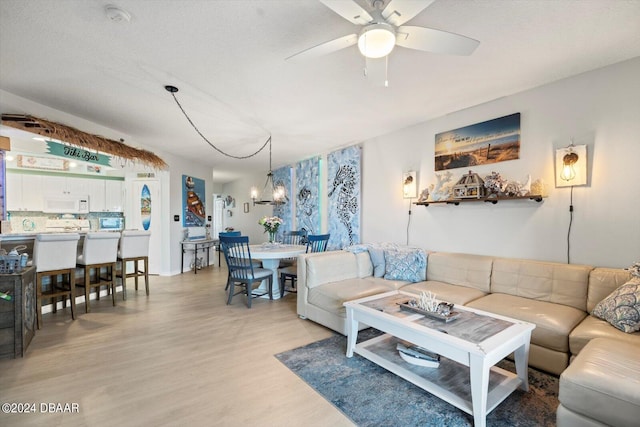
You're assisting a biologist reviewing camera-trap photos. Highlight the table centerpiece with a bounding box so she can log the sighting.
[259,216,283,243]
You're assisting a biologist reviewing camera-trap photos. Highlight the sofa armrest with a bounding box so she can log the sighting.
[296,250,365,318]
[296,253,312,318]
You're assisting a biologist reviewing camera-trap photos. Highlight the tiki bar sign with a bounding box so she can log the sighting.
[46,141,112,167]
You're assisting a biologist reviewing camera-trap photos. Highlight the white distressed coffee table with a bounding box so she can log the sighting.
[344,291,535,427]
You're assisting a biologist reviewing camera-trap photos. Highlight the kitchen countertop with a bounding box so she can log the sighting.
[0,232,91,238]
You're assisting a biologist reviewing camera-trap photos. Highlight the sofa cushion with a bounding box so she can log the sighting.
[426,252,493,293]
[383,248,427,283]
[587,267,632,312]
[307,279,391,318]
[401,281,487,305]
[355,252,374,278]
[569,315,640,355]
[491,258,592,311]
[306,251,360,289]
[467,293,586,352]
[591,278,640,333]
[559,338,640,427]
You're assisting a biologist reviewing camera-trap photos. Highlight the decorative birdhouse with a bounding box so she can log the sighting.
[453,170,485,199]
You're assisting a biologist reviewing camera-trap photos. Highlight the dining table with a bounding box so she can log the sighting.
[248,243,307,299]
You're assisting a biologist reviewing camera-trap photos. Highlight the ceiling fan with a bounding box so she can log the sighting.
[287,0,480,84]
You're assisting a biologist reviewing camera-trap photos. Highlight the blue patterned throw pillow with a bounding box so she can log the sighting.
[383,248,427,283]
[591,278,640,333]
[369,246,387,277]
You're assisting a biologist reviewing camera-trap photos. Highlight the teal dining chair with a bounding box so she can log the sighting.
[279,233,330,297]
[279,230,307,268]
[219,235,273,308]
[218,231,241,266]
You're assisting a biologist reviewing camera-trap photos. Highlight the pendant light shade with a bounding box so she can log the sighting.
[358,24,396,59]
[251,139,286,205]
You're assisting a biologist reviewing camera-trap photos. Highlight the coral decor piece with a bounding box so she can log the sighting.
[530,179,546,197]
[417,291,439,312]
[483,171,507,194]
[428,171,454,201]
[417,188,430,202]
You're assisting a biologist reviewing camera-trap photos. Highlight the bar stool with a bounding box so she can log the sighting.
[33,233,81,329]
[76,232,120,313]
[116,230,151,299]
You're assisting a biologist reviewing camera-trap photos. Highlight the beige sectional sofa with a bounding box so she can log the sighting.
[296,248,640,425]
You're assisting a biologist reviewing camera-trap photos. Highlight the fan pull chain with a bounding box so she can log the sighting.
[385,55,389,87]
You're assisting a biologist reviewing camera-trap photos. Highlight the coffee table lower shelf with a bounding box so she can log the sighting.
[355,333,523,419]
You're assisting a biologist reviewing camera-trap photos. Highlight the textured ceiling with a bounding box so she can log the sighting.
[1,0,639,182]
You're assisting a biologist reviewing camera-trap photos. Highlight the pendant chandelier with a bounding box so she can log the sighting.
[251,138,286,205]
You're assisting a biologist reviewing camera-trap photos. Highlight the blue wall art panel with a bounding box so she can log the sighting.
[327,145,361,250]
[295,157,321,235]
[272,165,293,234]
[182,175,206,227]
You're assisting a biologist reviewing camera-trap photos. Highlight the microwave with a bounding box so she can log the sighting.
[98,217,124,231]
[43,195,90,214]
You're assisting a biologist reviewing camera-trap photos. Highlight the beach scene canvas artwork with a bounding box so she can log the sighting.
[435,113,521,171]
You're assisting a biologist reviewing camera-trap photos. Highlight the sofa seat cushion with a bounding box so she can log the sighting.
[401,281,487,305]
[376,277,411,291]
[307,279,392,318]
[466,293,586,352]
[491,258,592,311]
[569,315,640,355]
[559,338,640,427]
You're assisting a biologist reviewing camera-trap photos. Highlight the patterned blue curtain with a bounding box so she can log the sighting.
[327,145,361,250]
[272,166,293,236]
[295,156,321,235]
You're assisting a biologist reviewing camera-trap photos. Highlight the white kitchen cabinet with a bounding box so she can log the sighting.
[41,175,91,197]
[104,180,124,212]
[87,180,106,212]
[6,173,43,211]
[5,173,21,211]
[84,179,124,212]
[6,172,124,213]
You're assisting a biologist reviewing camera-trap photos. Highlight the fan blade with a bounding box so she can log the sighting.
[396,25,480,55]
[286,34,358,62]
[320,0,373,25]
[382,0,435,26]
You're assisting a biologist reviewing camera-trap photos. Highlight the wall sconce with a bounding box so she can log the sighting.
[403,171,417,198]
[555,144,587,187]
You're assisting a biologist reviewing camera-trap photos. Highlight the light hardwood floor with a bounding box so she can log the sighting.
[0,264,354,427]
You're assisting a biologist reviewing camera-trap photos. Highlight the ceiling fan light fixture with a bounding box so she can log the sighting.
[358,24,396,58]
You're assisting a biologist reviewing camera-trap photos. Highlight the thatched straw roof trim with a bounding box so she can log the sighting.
[1,114,168,169]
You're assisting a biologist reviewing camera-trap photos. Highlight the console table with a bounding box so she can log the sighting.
[180,239,218,274]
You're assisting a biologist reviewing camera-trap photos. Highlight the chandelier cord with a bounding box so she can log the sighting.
[167,88,270,159]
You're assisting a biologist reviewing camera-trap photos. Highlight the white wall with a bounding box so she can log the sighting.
[222,171,277,243]
[361,57,640,268]
[166,153,221,274]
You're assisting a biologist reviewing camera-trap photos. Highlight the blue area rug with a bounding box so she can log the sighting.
[275,329,559,426]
